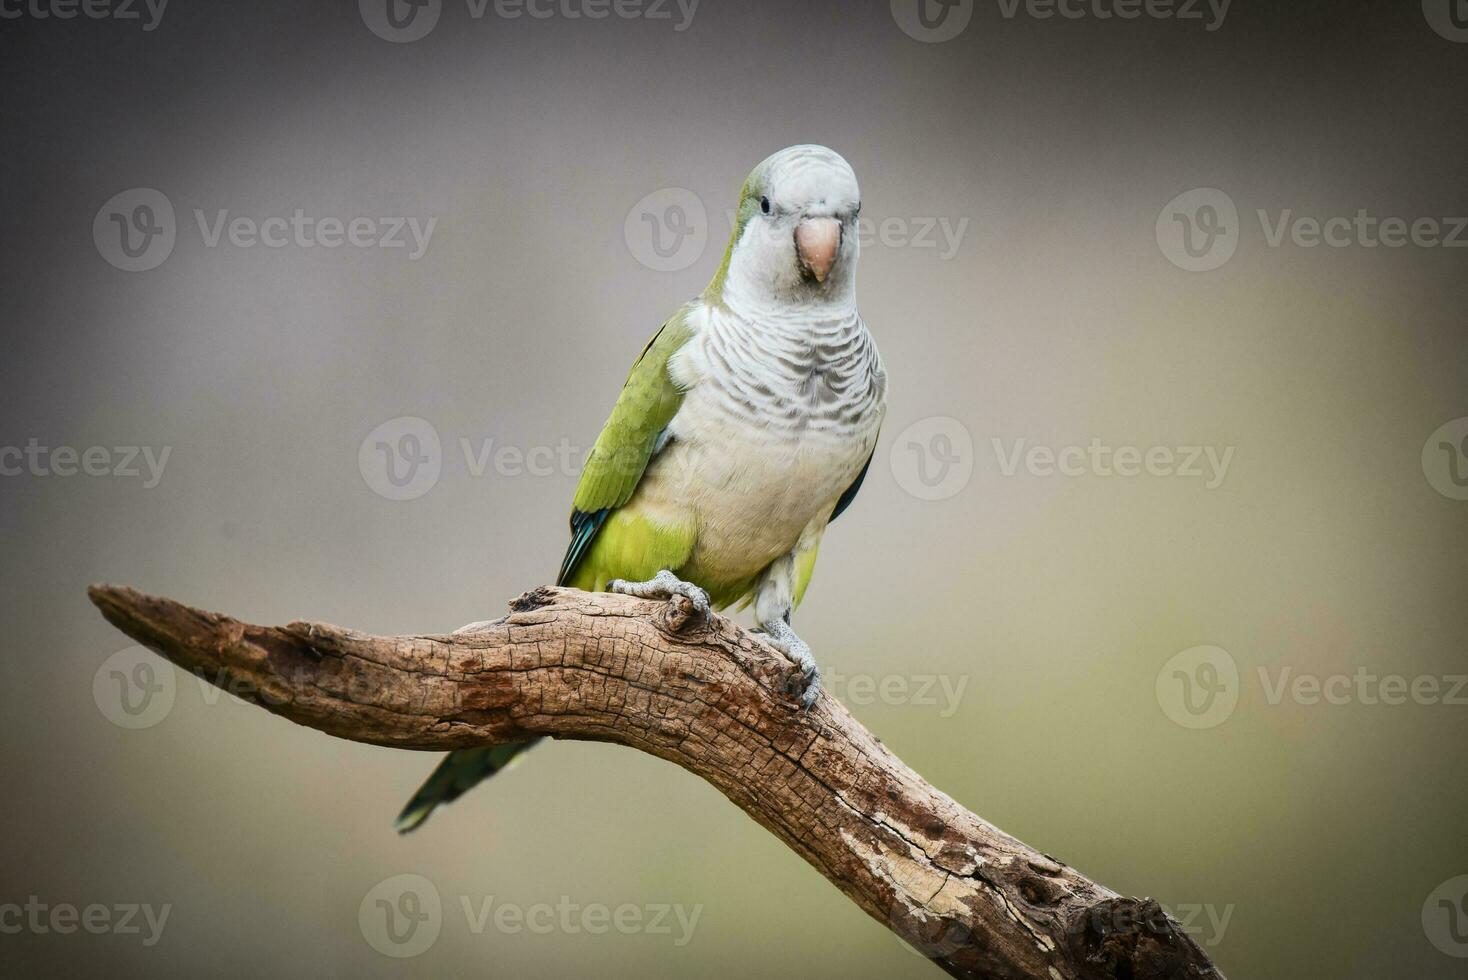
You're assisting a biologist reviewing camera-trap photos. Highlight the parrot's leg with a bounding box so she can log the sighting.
[753,552,821,709]
[607,569,711,619]
[759,615,822,709]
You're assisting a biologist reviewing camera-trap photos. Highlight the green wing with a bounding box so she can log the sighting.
[397,313,696,835]
[557,309,695,587]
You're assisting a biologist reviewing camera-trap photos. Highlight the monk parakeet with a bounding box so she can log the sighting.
[396,144,887,833]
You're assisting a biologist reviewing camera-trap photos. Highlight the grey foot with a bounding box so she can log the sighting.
[761,617,821,710]
[607,569,711,619]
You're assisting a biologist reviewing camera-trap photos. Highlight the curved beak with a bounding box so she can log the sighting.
[795,217,841,284]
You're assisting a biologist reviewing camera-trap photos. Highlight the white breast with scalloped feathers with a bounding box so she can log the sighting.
[634,298,886,582]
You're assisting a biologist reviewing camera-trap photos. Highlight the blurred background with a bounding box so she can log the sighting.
[2,0,1466,976]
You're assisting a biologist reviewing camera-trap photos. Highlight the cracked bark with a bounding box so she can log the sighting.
[88,583,1225,980]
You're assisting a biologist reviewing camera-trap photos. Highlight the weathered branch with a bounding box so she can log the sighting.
[88,583,1224,980]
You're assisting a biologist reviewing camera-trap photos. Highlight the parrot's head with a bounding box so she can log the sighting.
[708,144,862,308]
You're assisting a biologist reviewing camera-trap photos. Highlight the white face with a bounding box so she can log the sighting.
[724,145,862,307]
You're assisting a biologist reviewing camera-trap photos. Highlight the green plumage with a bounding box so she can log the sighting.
[393,741,538,834]
[396,144,880,832]
[556,309,699,593]
[397,312,701,834]
[571,310,693,516]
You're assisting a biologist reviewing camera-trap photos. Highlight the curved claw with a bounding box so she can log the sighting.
[761,617,822,711]
[798,669,822,710]
[608,570,711,620]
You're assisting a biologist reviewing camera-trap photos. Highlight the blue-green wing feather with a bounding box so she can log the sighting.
[558,508,610,586]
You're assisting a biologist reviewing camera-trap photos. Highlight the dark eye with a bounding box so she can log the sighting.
[760,196,771,215]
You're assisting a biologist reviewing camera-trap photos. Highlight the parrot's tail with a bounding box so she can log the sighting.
[393,739,543,834]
